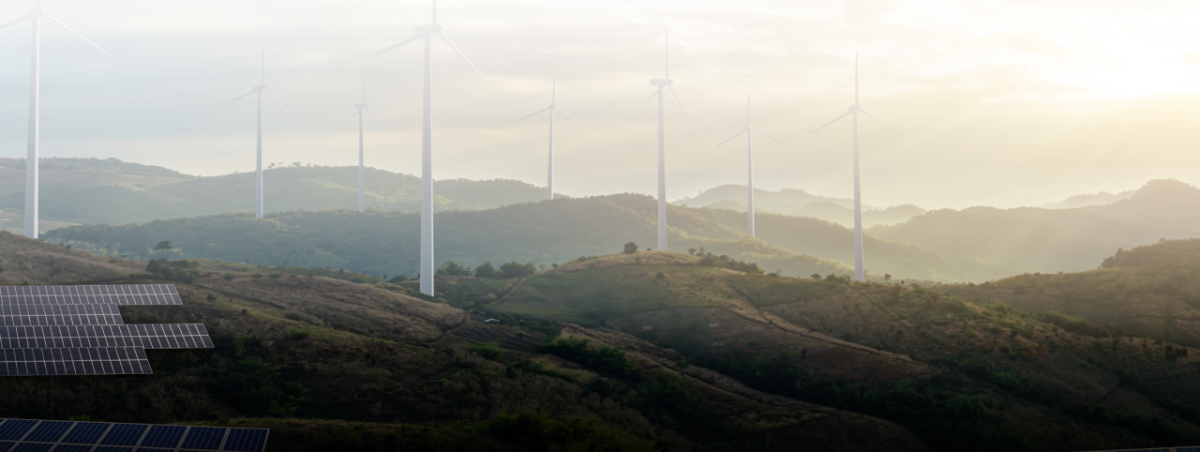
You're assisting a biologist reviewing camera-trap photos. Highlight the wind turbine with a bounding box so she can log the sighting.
[374,0,487,297]
[716,95,780,237]
[0,0,107,239]
[232,47,291,220]
[517,77,582,200]
[811,54,901,282]
[353,75,374,213]
[646,31,685,251]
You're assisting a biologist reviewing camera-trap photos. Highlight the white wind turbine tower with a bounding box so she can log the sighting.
[811,54,901,282]
[0,0,107,239]
[353,75,374,213]
[517,77,582,200]
[716,95,780,237]
[232,47,291,220]
[645,31,685,251]
[374,0,488,297]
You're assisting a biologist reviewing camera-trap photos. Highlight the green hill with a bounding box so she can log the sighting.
[42,194,1014,283]
[0,157,553,226]
[431,250,1200,452]
[0,230,931,452]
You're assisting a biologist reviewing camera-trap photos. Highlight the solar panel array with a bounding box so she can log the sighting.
[0,285,213,376]
[0,418,268,452]
[1084,447,1200,452]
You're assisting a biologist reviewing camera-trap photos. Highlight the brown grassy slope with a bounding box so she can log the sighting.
[493,252,933,386]
[0,235,931,452]
[0,230,145,284]
[944,268,1200,347]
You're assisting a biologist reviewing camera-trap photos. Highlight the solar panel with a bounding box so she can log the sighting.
[0,285,212,376]
[0,419,268,452]
[1177,448,1200,452]
[0,285,182,306]
[1114,449,1172,452]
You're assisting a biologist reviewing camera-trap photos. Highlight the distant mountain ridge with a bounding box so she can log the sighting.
[673,184,871,212]
[0,157,553,227]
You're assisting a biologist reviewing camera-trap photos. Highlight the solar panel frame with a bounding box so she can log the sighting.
[0,285,212,376]
[0,420,268,452]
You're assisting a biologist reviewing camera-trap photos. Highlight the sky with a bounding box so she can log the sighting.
[2,0,1200,210]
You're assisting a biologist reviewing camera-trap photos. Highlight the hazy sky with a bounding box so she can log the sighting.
[2,0,1200,210]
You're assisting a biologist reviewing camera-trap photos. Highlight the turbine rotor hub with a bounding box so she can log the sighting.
[848,105,860,113]
[354,103,368,108]
[27,8,43,19]
[414,23,443,38]
[649,78,673,87]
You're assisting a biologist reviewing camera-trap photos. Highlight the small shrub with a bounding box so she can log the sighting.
[268,273,282,279]
[289,328,311,341]
[223,273,235,280]
[469,342,506,361]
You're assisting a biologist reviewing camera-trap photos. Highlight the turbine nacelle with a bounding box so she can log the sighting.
[354,103,369,109]
[413,23,443,38]
[650,78,673,87]
[848,105,861,113]
[26,8,43,19]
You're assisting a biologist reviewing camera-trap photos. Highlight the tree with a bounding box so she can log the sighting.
[154,241,173,257]
[811,273,821,280]
[624,242,638,254]
[475,262,496,278]
[884,274,892,283]
[687,248,696,255]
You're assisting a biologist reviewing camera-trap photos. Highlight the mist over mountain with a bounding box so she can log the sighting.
[0,157,551,226]
[673,185,868,212]
[871,180,1200,274]
[1039,189,1135,209]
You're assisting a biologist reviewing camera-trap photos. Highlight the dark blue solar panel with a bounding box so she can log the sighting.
[1114,449,1172,452]
[178,427,225,450]
[61,421,109,444]
[92,447,133,452]
[221,428,269,452]
[138,425,185,448]
[22,421,71,442]
[99,424,146,446]
[0,420,266,452]
[0,420,36,441]
[9,443,51,452]
[49,446,92,452]
[1177,448,1200,452]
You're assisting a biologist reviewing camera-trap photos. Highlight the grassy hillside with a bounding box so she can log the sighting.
[0,158,552,227]
[433,251,1200,451]
[943,238,1200,348]
[42,194,857,280]
[44,194,1013,283]
[0,231,930,452]
[690,208,1012,282]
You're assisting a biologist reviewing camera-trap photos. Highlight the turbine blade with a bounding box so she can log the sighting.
[231,89,257,102]
[667,85,686,115]
[859,108,902,136]
[555,106,583,124]
[751,127,782,144]
[645,89,659,103]
[365,107,376,124]
[516,106,553,121]
[810,111,852,134]
[351,109,360,118]
[438,32,488,83]
[715,128,748,147]
[0,16,30,32]
[372,35,421,56]
[41,12,107,54]
[265,89,292,115]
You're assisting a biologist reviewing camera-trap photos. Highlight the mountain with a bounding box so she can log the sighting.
[0,157,553,227]
[1082,179,1200,230]
[1040,189,1135,209]
[791,202,927,228]
[869,181,1200,274]
[42,194,1014,283]
[0,231,931,452]
[674,184,869,212]
[428,249,1200,451]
